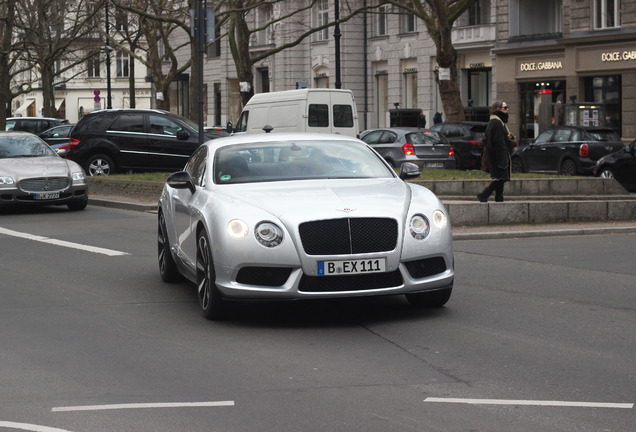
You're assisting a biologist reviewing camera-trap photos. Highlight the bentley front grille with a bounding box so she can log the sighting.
[299,217,398,255]
[19,177,69,193]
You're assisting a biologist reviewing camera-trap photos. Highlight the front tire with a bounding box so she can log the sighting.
[196,229,227,320]
[406,286,452,308]
[158,211,182,282]
[598,168,614,179]
[559,159,577,176]
[85,153,116,176]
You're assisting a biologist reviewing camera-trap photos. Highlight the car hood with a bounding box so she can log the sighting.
[0,156,77,178]
[214,178,429,222]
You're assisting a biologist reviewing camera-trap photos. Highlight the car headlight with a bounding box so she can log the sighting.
[409,214,430,240]
[255,221,283,247]
[0,176,15,186]
[71,171,85,181]
[432,209,447,230]
[227,219,249,238]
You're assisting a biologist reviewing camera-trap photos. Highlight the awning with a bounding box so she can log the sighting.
[14,99,35,116]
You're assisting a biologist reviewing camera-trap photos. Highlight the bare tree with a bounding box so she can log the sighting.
[110,6,145,108]
[385,0,477,121]
[0,0,34,129]
[15,0,103,118]
[215,0,386,106]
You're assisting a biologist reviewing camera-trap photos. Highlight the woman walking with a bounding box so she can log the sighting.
[477,101,513,202]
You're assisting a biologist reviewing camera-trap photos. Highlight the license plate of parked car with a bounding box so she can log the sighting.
[425,162,444,168]
[318,258,386,276]
[34,192,60,200]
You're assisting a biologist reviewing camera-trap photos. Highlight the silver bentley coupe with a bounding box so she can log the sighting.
[158,133,454,319]
[0,131,88,210]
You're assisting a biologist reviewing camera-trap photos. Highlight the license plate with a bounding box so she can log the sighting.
[425,162,444,168]
[34,192,60,200]
[318,258,386,276]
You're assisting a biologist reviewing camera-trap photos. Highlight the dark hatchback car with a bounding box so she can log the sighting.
[360,127,456,170]
[430,121,487,170]
[62,109,228,176]
[595,140,636,192]
[511,126,624,175]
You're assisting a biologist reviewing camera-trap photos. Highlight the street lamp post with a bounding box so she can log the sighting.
[334,0,341,89]
[105,0,113,109]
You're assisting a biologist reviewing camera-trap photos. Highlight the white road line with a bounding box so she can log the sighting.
[51,401,235,412]
[424,397,633,409]
[0,227,129,256]
[0,421,76,432]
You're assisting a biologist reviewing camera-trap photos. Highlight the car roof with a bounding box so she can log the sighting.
[0,130,40,137]
[362,127,431,133]
[6,117,66,121]
[82,108,172,116]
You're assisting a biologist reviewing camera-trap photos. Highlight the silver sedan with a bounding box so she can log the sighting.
[158,133,454,319]
[0,131,88,210]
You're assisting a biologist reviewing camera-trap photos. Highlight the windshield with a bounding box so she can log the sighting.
[0,135,57,158]
[214,140,395,184]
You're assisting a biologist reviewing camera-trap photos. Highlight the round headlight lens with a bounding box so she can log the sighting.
[432,209,447,230]
[0,176,15,185]
[255,221,283,247]
[409,214,430,240]
[227,219,248,238]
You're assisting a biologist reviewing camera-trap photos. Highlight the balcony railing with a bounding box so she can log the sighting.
[452,23,496,46]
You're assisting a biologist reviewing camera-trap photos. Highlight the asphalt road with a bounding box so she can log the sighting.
[0,205,634,432]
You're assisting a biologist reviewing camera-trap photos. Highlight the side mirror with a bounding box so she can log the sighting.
[399,162,422,180]
[176,130,190,140]
[226,120,233,134]
[167,171,196,194]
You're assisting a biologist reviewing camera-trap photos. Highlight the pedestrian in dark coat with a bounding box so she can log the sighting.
[433,111,443,124]
[418,110,427,128]
[477,101,513,202]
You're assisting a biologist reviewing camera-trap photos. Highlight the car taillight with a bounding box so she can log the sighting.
[580,143,589,157]
[466,139,479,146]
[449,145,455,156]
[402,143,415,155]
[55,139,80,153]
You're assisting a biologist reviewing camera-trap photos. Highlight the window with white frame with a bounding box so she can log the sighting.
[400,13,416,33]
[251,4,272,46]
[372,5,388,36]
[312,0,329,42]
[116,51,129,78]
[87,56,100,78]
[594,0,620,29]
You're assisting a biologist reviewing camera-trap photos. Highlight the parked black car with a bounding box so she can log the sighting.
[511,126,624,175]
[430,121,487,170]
[63,109,228,176]
[6,117,69,135]
[595,139,636,192]
[360,127,456,170]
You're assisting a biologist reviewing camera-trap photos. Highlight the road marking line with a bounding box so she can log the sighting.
[0,421,76,432]
[51,401,235,412]
[0,227,129,256]
[424,397,633,409]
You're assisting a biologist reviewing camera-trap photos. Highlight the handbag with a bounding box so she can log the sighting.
[480,144,488,172]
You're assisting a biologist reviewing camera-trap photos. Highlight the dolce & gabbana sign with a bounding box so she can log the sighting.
[601,50,636,62]
[577,44,636,72]
[519,60,563,72]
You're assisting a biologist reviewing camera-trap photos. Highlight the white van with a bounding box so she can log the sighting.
[232,89,359,137]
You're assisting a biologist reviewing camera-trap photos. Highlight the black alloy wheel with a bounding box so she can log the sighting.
[196,229,226,320]
[559,159,578,176]
[511,156,524,173]
[158,211,181,282]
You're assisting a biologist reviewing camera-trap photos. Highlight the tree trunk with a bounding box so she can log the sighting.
[434,27,466,122]
[41,66,57,117]
[128,53,136,108]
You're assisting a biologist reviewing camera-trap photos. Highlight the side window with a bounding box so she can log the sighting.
[333,104,353,128]
[185,146,208,187]
[553,129,571,142]
[308,104,329,127]
[235,111,248,132]
[149,114,183,136]
[109,114,145,133]
[361,130,383,144]
[534,130,553,144]
[379,132,397,144]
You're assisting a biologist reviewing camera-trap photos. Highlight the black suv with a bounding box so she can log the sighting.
[6,117,69,135]
[429,121,487,170]
[63,109,228,176]
[511,126,624,175]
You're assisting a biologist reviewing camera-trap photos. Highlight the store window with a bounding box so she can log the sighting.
[585,75,621,136]
[468,69,490,107]
[518,81,566,143]
[403,71,418,108]
[510,0,562,37]
[594,0,620,29]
